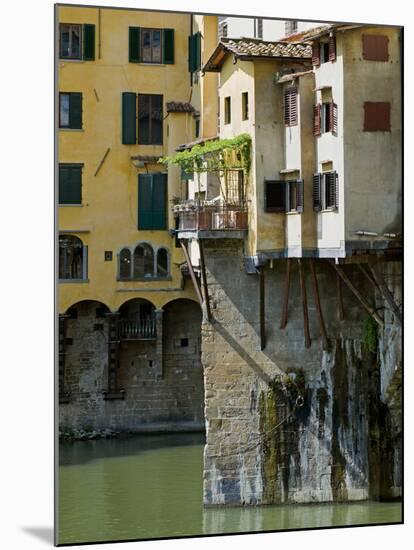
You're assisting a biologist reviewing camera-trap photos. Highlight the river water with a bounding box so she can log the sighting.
[58,432,402,545]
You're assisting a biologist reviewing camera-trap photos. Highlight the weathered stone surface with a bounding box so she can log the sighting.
[59,299,204,432]
[201,242,401,505]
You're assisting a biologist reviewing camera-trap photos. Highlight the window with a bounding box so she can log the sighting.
[134,243,154,278]
[195,116,200,138]
[188,32,202,73]
[59,164,82,205]
[138,173,167,230]
[142,29,162,63]
[312,35,336,66]
[129,27,174,64]
[224,97,231,125]
[59,235,87,280]
[362,34,389,62]
[119,248,132,279]
[59,93,82,129]
[219,23,228,39]
[363,102,391,132]
[59,23,95,61]
[225,170,245,205]
[157,248,168,277]
[284,87,298,126]
[257,19,263,39]
[314,101,337,135]
[118,244,169,280]
[264,180,303,213]
[285,20,298,36]
[242,92,249,121]
[138,94,163,145]
[313,171,338,211]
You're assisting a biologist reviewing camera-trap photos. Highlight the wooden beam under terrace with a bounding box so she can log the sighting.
[309,259,329,350]
[336,272,345,321]
[329,260,384,327]
[357,263,380,290]
[298,259,311,348]
[280,258,292,329]
[198,239,212,322]
[368,264,402,326]
[259,267,266,350]
[180,240,204,307]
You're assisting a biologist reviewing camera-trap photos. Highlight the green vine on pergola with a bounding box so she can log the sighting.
[159,133,252,175]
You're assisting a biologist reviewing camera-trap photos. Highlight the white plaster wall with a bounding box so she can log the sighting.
[314,35,345,254]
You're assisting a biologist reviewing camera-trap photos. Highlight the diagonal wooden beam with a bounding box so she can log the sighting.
[180,240,203,307]
[198,239,212,322]
[357,263,379,290]
[328,260,384,327]
[259,267,266,350]
[368,264,402,326]
[336,272,345,321]
[309,259,329,350]
[298,259,311,348]
[280,258,291,329]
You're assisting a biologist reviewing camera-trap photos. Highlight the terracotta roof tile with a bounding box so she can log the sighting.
[203,37,312,72]
[166,101,197,113]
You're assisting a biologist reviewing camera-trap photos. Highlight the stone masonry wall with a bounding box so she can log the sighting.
[202,240,401,505]
[59,299,204,432]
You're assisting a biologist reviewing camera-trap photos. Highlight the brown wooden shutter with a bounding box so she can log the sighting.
[332,102,338,134]
[328,35,336,61]
[312,41,320,66]
[313,104,321,136]
[362,34,389,61]
[296,180,304,212]
[334,172,339,209]
[313,173,322,211]
[363,102,391,131]
[284,87,298,126]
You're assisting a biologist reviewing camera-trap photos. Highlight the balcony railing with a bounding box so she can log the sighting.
[175,202,248,232]
[118,317,156,340]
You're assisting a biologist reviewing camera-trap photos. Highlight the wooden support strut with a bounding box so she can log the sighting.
[328,260,384,327]
[368,264,402,326]
[298,259,311,348]
[180,240,203,307]
[280,258,291,329]
[198,240,212,322]
[336,272,345,321]
[259,267,266,350]
[309,259,329,350]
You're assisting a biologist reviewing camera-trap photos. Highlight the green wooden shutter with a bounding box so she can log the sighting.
[138,174,154,229]
[122,92,137,144]
[188,35,195,72]
[152,173,167,229]
[83,24,95,61]
[162,29,174,64]
[69,93,82,129]
[129,27,140,63]
[195,32,201,71]
[59,165,82,204]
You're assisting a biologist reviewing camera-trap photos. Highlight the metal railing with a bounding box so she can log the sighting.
[118,317,156,340]
[176,203,248,232]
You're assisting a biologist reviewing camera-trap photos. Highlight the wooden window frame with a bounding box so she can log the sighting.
[313,171,339,211]
[140,28,163,64]
[59,234,88,281]
[265,179,304,213]
[242,92,249,121]
[138,94,164,145]
[59,23,82,60]
[58,163,83,205]
[284,87,298,126]
[59,92,82,129]
[224,96,231,125]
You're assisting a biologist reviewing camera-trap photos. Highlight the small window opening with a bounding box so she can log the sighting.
[180,338,189,347]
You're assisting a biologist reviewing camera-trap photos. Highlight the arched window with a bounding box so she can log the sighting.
[133,243,154,278]
[59,235,86,280]
[157,248,168,277]
[119,248,132,279]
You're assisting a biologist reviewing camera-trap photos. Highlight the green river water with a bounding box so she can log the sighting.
[58,432,402,545]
